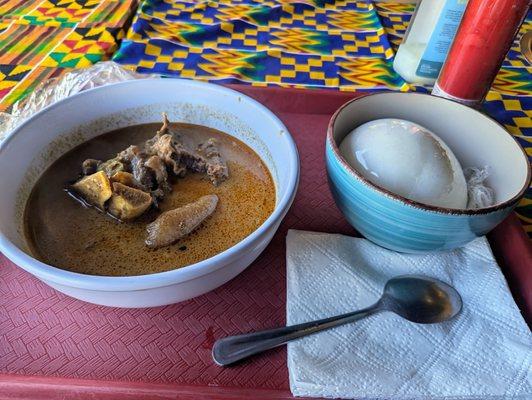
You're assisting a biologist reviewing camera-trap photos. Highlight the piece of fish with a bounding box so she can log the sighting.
[145,194,218,249]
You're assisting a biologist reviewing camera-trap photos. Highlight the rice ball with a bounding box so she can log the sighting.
[339,118,467,209]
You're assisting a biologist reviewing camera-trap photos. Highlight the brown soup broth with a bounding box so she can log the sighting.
[24,123,276,276]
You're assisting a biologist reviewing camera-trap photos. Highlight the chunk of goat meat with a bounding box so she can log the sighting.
[97,158,126,177]
[110,171,142,189]
[82,159,101,175]
[148,134,228,183]
[145,119,228,187]
[150,188,165,206]
[117,145,141,163]
[145,194,218,249]
[131,154,154,191]
[156,112,170,135]
[197,138,228,186]
[148,134,198,177]
[145,155,171,193]
[147,134,180,175]
[178,141,208,173]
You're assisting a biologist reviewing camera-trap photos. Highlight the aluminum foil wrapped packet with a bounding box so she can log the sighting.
[0,62,159,140]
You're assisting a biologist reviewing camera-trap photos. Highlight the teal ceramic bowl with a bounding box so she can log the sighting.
[326,92,531,253]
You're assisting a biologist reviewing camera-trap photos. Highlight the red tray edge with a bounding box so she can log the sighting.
[0,374,296,400]
[487,213,532,325]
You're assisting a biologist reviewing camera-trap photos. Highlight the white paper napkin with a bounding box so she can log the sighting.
[286,230,532,400]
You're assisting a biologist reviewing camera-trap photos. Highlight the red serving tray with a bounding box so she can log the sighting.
[1,85,530,399]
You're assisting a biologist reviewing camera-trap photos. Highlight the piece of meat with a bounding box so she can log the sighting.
[147,134,181,175]
[178,142,208,173]
[150,112,185,142]
[110,171,142,189]
[118,144,169,194]
[151,188,165,206]
[125,116,228,187]
[145,194,218,249]
[147,134,187,176]
[157,112,170,136]
[197,138,228,186]
[97,158,126,177]
[108,182,152,221]
[117,145,141,163]
[131,153,154,191]
[145,155,171,193]
[72,114,230,224]
[82,159,101,175]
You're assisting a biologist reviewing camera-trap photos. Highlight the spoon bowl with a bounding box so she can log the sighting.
[381,276,463,324]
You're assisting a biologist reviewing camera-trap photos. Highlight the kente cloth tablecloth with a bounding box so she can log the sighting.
[0,0,138,111]
[113,0,410,92]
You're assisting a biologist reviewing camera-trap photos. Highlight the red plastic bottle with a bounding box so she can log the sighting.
[432,0,530,106]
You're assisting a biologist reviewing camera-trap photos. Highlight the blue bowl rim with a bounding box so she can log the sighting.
[326,91,532,216]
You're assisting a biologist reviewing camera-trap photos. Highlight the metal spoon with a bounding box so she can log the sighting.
[212,275,462,366]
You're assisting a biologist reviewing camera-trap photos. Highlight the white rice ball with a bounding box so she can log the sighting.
[339,118,467,209]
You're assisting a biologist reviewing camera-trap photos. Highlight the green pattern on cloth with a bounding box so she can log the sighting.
[113,0,407,91]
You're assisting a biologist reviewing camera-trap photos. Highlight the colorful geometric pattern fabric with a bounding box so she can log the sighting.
[0,64,64,108]
[0,0,137,111]
[140,1,380,31]
[483,92,532,138]
[113,0,409,91]
[0,24,71,65]
[0,0,134,28]
[129,16,394,59]
[41,26,122,68]
[374,2,414,51]
[492,66,532,96]
[121,39,408,91]
[503,11,532,68]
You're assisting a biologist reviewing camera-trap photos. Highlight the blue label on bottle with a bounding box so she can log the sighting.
[416,0,467,79]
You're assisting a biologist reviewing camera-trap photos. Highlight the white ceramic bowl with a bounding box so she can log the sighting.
[0,79,299,308]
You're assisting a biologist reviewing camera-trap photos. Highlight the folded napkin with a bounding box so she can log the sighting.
[286,230,532,400]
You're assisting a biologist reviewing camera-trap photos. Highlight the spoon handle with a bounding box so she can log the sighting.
[212,306,378,366]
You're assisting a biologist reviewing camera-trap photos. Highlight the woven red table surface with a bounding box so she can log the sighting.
[0,86,530,399]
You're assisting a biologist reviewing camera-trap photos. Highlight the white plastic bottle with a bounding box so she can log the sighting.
[393,0,468,85]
